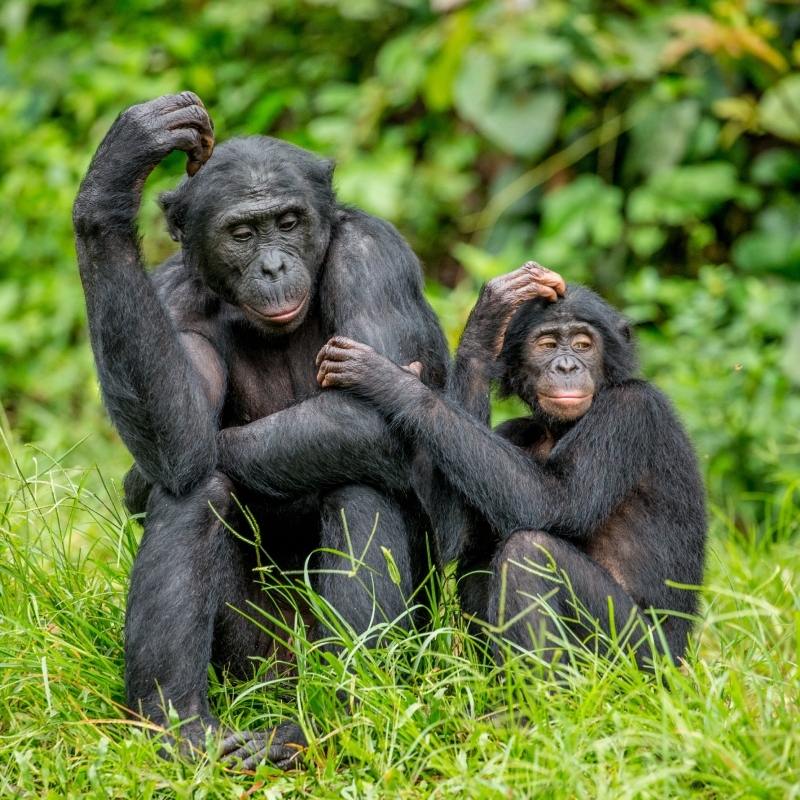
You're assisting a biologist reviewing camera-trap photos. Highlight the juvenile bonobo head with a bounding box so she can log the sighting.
[160,137,337,334]
[498,286,636,424]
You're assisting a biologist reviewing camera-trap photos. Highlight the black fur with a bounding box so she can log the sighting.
[73,93,448,768]
[315,284,707,668]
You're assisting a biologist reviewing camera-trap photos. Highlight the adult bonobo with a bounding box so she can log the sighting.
[317,263,707,668]
[73,92,448,769]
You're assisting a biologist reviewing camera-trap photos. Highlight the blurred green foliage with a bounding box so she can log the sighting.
[2,0,800,520]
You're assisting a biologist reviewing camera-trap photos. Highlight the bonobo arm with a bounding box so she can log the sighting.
[448,263,565,423]
[217,393,413,498]
[73,93,219,496]
[317,339,653,542]
[216,209,450,498]
[432,264,564,558]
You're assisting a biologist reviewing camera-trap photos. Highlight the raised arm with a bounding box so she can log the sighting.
[73,93,221,495]
[448,263,565,423]
[317,340,651,541]
[216,210,450,498]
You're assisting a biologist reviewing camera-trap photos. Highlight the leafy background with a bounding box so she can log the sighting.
[2,2,800,796]
[2,0,800,523]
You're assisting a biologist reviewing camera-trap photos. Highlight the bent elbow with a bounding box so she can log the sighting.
[129,427,218,499]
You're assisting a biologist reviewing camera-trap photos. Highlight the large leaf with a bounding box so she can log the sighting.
[732,201,800,279]
[758,73,800,142]
[453,50,562,157]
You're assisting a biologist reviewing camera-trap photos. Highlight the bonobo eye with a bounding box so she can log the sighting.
[572,334,593,351]
[231,226,253,241]
[535,337,558,351]
[277,214,299,232]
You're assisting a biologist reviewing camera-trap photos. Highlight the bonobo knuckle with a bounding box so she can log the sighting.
[196,471,235,513]
[483,280,500,299]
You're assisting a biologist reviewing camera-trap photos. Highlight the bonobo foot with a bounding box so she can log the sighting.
[219,721,308,771]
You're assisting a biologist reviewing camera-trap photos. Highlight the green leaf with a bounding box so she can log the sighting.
[454,50,562,157]
[759,73,800,142]
[732,202,800,279]
[380,546,402,587]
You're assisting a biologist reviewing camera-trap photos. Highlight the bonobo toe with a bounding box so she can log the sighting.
[219,721,307,771]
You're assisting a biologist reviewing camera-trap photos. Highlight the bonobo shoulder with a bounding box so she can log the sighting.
[150,253,222,333]
[329,207,424,286]
[599,379,689,437]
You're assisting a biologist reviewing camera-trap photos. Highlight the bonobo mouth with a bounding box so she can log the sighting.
[540,393,592,406]
[243,294,309,325]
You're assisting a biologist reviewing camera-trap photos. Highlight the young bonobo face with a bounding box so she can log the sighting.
[524,321,604,421]
[162,137,336,335]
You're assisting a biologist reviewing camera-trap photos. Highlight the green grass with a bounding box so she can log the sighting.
[0,445,798,799]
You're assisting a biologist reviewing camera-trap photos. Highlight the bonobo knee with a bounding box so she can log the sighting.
[322,483,383,514]
[321,484,405,539]
[145,470,235,524]
[202,471,236,512]
[496,529,554,571]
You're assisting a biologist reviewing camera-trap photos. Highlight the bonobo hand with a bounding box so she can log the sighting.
[316,336,424,396]
[316,337,396,392]
[90,92,214,186]
[467,262,566,359]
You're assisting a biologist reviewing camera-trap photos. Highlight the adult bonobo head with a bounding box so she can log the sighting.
[498,285,637,423]
[160,136,337,334]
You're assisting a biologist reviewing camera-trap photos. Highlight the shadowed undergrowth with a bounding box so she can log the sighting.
[0,450,798,799]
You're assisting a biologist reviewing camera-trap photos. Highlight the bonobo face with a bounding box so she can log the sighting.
[202,192,328,334]
[524,321,603,421]
[163,137,336,335]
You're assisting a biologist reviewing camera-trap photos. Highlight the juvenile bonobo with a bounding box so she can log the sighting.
[316,263,707,668]
[73,93,448,769]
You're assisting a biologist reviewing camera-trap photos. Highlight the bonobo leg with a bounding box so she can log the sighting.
[487,530,660,669]
[315,485,416,643]
[125,472,306,770]
[122,463,153,516]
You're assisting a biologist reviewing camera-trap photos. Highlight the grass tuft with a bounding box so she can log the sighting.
[0,450,798,798]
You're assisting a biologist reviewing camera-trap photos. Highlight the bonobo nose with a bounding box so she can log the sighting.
[555,357,579,374]
[259,252,287,280]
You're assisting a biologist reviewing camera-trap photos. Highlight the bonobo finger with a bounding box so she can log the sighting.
[319,371,347,388]
[519,283,558,303]
[402,361,423,379]
[318,361,351,381]
[166,103,214,135]
[178,90,204,109]
[317,337,357,365]
[160,105,215,175]
[326,335,362,351]
[522,262,566,295]
[266,740,306,770]
[317,364,344,387]
[318,345,353,363]
[156,91,205,115]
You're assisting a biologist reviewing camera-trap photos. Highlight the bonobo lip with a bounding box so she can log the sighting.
[538,393,592,406]
[243,295,309,325]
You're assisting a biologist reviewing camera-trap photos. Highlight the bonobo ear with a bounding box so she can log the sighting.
[616,319,632,343]
[159,190,184,243]
[318,158,336,187]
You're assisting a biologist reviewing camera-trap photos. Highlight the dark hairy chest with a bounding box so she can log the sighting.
[221,316,326,426]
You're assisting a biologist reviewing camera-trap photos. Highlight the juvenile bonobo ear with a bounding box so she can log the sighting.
[159,189,184,243]
[616,320,632,343]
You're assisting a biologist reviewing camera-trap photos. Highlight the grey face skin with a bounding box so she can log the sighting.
[522,321,604,421]
[193,193,331,334]
[161,138,335,336]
